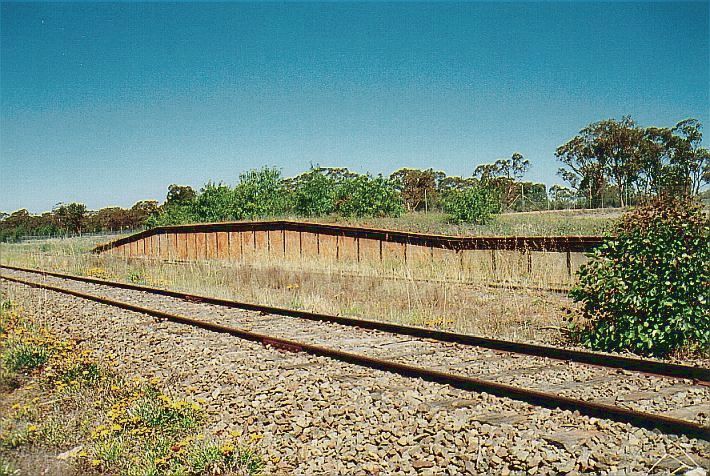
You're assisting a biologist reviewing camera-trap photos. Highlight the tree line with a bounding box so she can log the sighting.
[1,116,707,241]
[0,201,158,242]
[556,117,709,208]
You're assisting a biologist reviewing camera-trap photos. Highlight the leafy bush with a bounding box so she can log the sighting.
[336,175,404,218]
[233,167,290,219]
[146,202,197,227]
[572,197,709,356]
[292,168,337,217]
[192,182,236,222]
[443,186,499,224]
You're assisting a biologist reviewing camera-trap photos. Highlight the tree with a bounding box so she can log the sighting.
[53,202,87,235]
[437,176,478,194]
[666,119,710,196]
[474,153,531,210]
[556,117,641,208]
[129,200,159,227]
[389,168,445,212]
[193,182,235,222]
[291,168,338,217]
[166,185,197,206]
[232,167,290,219]
[336,174,404,218]
[443,185,499,224]
[548,185,578,209]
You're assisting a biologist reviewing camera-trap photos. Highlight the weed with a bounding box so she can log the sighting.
[0,424,30,449]
[92,435,125,464]
[2,342,49,372]
[59,361,101,385]
[127,271,145,284]
[126,395,200,432]
[0,457,19,476]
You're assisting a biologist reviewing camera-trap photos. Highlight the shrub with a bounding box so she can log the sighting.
[572,197,709,356]
[233,167,291,219]
[292,168,338,217]
[336,175,404,218]
[146,203,197,227]
[443,186,499,224]
[192,182,236,222]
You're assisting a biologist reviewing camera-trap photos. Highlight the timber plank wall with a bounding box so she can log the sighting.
[93,221,605,285]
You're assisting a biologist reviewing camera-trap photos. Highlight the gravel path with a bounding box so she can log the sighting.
[2,268,708,427]
[1,278,708,474]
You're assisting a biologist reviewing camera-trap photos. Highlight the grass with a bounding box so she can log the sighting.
[0,298,264,475]
[291,208,618,236]
[1,343,49,373]
[0,210,615,346]
[1,248,576,345]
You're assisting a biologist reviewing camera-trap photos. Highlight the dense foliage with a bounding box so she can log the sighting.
[147,167,406,227]
[336,174,404,218]
[556,117,709,208]
[572,197,709,356]
[443,186,500,224]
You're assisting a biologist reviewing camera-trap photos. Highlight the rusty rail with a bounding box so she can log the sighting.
[1,271,707,440]
[92,220,605,254]
[1,264,707,383]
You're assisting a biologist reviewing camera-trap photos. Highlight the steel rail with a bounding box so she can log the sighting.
[1,264,708,383]
[1,272,707,440]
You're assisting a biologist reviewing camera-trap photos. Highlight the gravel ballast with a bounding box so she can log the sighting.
[1,279,708,475]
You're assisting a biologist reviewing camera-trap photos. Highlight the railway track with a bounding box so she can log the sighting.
[0,264,708,441]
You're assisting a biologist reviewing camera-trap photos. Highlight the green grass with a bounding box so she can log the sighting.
[1,343,49,373]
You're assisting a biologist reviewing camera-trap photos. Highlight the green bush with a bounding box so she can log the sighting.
[336,175,404,218]
[292,168,337,217]
[146,203,197,227]
[192,182,236,222]
[233,167,290,219]
[572,197,709,356]
[443,186,499,224]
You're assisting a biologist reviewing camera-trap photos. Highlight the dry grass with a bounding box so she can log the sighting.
[285,208,618,236]
[0,235,578,345]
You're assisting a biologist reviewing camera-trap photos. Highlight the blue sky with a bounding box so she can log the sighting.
[1,1,708,213]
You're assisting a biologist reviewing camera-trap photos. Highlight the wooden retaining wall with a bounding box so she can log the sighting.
[93,221,604,286]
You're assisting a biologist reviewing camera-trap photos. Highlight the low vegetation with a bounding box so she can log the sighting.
[0,298,263,475]
[572,197,709,357]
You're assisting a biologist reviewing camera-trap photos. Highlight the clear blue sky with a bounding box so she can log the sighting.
[1,1,708,213]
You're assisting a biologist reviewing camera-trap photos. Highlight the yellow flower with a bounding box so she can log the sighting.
[27,425,38,432]
[91,459,101,466]
[220,443,235,454]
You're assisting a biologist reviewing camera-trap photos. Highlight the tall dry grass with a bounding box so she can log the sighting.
[0,236,575,346]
